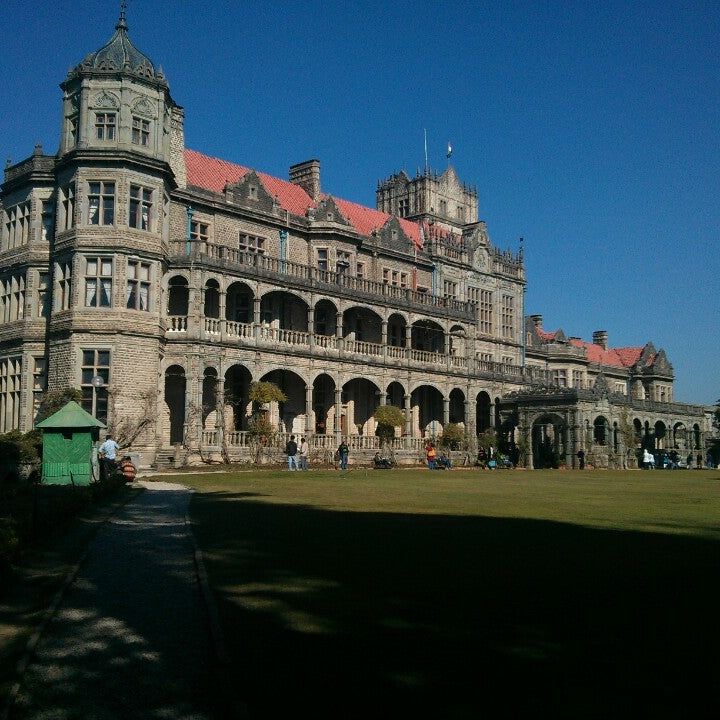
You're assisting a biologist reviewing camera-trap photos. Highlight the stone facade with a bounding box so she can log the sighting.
[0,13,712,468]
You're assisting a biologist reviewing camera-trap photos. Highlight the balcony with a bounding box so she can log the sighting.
[168,242,477,321]
[166,313,551,386]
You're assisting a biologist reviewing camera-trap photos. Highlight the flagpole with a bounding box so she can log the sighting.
[424,129,429,174]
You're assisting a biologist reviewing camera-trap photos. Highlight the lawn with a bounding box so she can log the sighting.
[183,468,720,718]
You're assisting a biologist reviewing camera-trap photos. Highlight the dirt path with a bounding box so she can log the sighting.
[7,482,221,720]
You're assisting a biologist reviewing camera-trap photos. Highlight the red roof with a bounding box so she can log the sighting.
[184,148,421,248]
[568,338,645,368]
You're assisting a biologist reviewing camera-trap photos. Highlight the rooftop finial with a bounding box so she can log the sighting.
[117,0,128,30]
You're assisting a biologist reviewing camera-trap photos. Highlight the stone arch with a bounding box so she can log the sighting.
[410,384,444,437]
[203,278,220,319]
[167,275,189,316]
[260,368,308,433]
[202,367,218,428]
[386,381,406,408]
[476,391,492,433]
[164,364,186,445]
[387,312,407,348]
[224,364,253,431]
[594,415,609,445]
[260,290,309,331]
[226,281,254,323]
[314,299,338,337]
[654,420,667,449]
[448,324,466,357]
[343,306,383,343]
[449,388,465,426]
[312,373,336,434]
[411,319,444,353]
[342,377,381,435]
[672,422,687,450]
[531,413,567,469]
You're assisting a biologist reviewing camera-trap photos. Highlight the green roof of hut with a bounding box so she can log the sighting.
[36,401,106,429]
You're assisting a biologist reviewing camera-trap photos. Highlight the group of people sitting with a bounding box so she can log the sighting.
[425,443,453,470]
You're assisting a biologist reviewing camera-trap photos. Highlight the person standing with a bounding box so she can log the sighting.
[426,442,437,470]
[98,434,119,481]
[577,449,586,470]
[285,435,298,471]
[298,436,309,470]
[337,439,349,470]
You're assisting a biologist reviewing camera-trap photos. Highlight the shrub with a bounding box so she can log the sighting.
[374,405,405,442]
[440,423,465,450]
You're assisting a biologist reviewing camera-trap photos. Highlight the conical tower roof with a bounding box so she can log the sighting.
[64,7,167,88]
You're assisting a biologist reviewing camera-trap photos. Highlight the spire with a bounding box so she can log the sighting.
[117,0,128,30]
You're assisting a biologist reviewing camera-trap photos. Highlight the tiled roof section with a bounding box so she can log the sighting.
[184,149,422,247]
[332,198,421,248]
[537,329,559,341]
[568,338,645,368]
[185,149,312,216]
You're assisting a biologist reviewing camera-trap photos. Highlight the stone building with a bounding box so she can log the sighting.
[0,11,710,468]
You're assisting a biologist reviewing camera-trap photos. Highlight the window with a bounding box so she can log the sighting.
[41,199,55,242]
[439,199,447,215]
[37,272,50,318]
[337,251,350,274]
[501,355,514,366]
[317,248,328,273]
[572,370,584,388]
[392,270,399,286]
[58,261,72,310]
[32,356,47,421]
[88,181,115,225]
[2,202,31,250]
[398,198,410,217]
[190,220,208,243]
[0,274,25,323]
[239,234,265,254]
[443,280,458,299]
[129,185,153,230]
[81,349,110,423]
[0,356,22,432]
[356,261,365,280]
[467,287,479,304]
[479,353,493,363]
[68,116,79,146]
[400,272,408,288]
[131,116,150,146]
[84,257,113,307]
[479,290,493,334]
[127,259,150,311]
[61,183,75,230]
[382,268,390,284]
[501,295,514,339]
[552,369,568,387]
[456,205,465,221]
[95,112,116,140]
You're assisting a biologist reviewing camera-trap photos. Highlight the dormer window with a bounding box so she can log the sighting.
[95,113,116,141]
[248,185,258,200]
[131,116,150,146]
[391,229,398,241]
[327,212,334,221]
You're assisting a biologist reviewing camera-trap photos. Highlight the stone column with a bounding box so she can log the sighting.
[307,306,315,349]
[305,384,313,434]
[336,311,344,351]
[219,289,226,337]
[381,319,388,361]
[443,396,450,428]
[334,385,343,441]
[404,393,412,437]
[215,376,225,450]
[253,296,261,340]
[405,324,412,350]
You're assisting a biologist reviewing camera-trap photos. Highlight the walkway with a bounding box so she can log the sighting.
[8,482,221,720]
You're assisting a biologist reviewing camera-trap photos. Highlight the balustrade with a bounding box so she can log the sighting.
[167,315,188,332]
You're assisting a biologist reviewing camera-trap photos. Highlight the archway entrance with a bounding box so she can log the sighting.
[164,365,186,444]
[532,414,567,469]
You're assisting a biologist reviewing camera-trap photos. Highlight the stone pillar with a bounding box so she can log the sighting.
[378,389,387,406]
[405,324,412,350]
[404,393,412,437]
[443,396,450,428]
[305,384,313,434]
[219,290,226,336]
[381,319,388,361]
[336,311,344,351]
[307,307,315,349]
[335,385,343,441]
[253,296,261,339]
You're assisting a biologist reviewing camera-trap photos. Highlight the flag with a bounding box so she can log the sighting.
[446,142,452,159]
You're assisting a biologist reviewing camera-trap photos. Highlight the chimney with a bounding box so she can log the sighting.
[289,159,321,202]
[592,330,608,350]
[529,314,543,328]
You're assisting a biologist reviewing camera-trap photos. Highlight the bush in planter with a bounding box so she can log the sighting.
[374,405,405,443]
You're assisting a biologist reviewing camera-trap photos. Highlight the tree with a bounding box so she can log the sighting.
[373,405,405,443]
[249,381,287,408]
[440,423,465,450]
[477,428,498,453]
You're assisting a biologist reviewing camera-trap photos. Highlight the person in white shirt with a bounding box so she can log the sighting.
[298,437,309,470]
[98,435,119,480]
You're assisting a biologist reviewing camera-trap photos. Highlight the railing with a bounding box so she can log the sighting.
[165,315,555,384]
[167,315,188,332]
[169,244,477,320]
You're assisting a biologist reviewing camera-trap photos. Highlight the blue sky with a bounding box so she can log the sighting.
[1,0,717,404]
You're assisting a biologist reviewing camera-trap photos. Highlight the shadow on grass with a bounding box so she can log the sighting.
[192,492,720,719]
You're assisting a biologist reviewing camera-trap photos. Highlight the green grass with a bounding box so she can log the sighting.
[182,468,720,718]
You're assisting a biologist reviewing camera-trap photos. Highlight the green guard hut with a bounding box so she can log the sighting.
[36,401,105,485]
